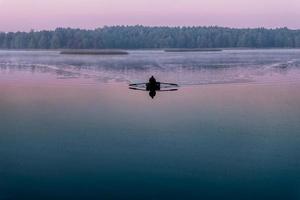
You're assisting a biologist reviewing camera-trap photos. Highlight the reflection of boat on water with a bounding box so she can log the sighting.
[129,76,179,99]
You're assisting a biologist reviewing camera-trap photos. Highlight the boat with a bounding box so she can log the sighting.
[129,82,179,91]
[129,76,179,98]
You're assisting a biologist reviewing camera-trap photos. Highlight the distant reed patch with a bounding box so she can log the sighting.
[164,48,222,52]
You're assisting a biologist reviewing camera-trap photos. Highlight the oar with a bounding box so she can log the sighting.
[129,87,147,91]
[159,82,179,86]
[158,89,178,92]
[129,83,147,87]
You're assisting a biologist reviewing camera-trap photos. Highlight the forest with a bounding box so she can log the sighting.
[1,26,300,49]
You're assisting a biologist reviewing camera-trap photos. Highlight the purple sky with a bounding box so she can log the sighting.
[1,0,300,32]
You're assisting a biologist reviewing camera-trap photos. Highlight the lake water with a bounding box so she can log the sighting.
[1,49,300,199]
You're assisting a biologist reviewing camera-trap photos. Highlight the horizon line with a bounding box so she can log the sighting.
[1,25,299,33]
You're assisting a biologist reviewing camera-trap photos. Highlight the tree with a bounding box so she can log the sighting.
[1,26,300,49]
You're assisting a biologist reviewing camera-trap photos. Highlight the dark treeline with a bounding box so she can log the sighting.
[1,26,300,49]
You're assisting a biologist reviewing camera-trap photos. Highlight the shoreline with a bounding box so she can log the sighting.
[1,47,300,52]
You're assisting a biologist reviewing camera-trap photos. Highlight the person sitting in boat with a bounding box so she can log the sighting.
[147,76,160,91]
[149,76,157,86]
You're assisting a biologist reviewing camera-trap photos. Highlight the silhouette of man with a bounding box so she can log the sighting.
[149,76,156,86]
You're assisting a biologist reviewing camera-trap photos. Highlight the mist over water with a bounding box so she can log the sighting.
[1,49,300,85]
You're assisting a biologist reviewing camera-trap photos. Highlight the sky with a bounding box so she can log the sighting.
[1,0,300,32]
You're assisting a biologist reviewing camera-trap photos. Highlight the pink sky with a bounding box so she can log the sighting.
[1,0,300,32]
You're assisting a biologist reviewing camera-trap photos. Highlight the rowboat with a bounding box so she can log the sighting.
[129,82,179,91]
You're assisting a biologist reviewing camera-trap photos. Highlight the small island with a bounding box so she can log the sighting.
[60,49,129,55]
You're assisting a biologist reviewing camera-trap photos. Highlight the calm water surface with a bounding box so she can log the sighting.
[0,50,300,199]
